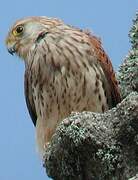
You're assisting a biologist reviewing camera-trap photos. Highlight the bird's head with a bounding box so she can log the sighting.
[5,16,62,60]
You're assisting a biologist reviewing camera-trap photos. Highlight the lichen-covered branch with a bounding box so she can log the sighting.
[129,174,138,180]
[43,92,138,180]
[117,12,138,99]
[43,13,138,180]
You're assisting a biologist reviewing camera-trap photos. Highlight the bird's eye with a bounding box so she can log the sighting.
[13,25,24,36]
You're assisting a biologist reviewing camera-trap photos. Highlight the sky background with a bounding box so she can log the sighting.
[0,1,138,180]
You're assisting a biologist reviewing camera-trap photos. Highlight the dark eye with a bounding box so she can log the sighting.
[16,26,24,33]
[13,25,24,36]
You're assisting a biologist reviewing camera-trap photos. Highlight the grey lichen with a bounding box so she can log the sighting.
[129,12,138,49]
[117,12,138,98]
[44,93,138,180]
[43,13,138,180]
[129,174,138,180]
[117,53,138,99]
[96,145,122,175]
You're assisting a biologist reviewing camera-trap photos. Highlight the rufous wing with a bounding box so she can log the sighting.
[88,34,121,107]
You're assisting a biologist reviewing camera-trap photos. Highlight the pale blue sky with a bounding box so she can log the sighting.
[0,1,137,179]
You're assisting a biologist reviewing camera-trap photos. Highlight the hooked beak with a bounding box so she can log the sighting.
[6,40,17,55]
[7,46,16,55]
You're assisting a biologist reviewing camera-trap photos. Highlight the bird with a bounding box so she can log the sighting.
[6,16,121,156]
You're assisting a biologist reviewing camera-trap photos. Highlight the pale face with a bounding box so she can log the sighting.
[5,17,52,60]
